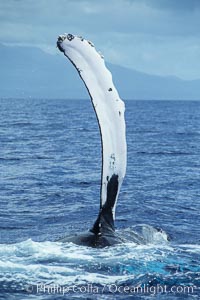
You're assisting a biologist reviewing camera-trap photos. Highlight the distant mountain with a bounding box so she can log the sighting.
[1,43,200,100]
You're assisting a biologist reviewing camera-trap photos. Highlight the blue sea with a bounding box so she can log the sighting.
[0,99,199,299]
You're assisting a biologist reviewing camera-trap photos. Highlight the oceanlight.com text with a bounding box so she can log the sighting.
[25,283,198,295]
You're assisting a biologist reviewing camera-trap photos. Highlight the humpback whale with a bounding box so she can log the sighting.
[57,34,127,247]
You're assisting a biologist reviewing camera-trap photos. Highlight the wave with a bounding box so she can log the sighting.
[0,156,53,161]
[136,151,194,155]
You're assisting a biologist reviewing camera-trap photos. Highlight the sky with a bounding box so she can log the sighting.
[1,0,200,80]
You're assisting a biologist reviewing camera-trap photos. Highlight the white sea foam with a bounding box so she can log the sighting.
[0,235,199,300]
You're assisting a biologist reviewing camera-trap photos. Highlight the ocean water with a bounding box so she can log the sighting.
[0,99,199,299]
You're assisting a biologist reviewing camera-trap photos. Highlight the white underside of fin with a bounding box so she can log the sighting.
[57,34,127,218]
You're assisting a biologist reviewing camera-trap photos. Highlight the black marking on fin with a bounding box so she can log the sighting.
[105,174,119,209]
[57,41,65,52]
[91,174,119,235]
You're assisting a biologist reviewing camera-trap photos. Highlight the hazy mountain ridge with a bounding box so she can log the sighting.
[1,44,200,100]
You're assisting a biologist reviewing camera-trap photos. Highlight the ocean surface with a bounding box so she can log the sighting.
[0,99,199,299]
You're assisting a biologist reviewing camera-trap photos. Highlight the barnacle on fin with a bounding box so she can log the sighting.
[88,40,95,47]
[67,34,74,41]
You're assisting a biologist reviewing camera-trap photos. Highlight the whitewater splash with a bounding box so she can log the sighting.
[0,226,199,299]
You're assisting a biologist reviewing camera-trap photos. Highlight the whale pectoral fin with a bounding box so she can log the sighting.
[90,207,115,235]
[91,174,119,235]
[57,34,127,247]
